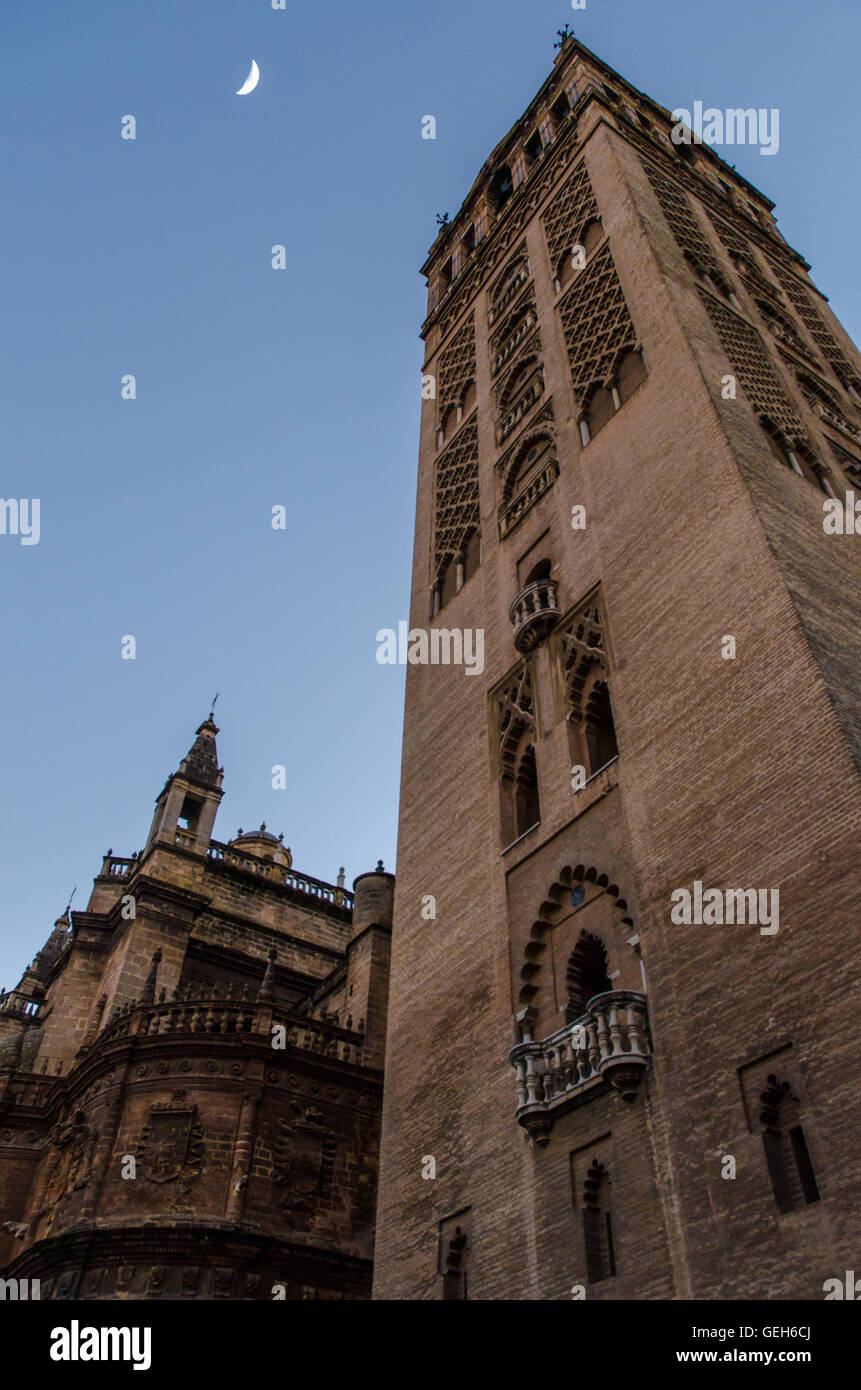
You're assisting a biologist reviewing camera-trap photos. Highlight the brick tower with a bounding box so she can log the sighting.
[374,35,861,1300]
[0,716,392,1300]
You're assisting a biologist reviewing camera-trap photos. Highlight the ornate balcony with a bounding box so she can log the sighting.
[509,577,560,652]
[510,990,650,1144]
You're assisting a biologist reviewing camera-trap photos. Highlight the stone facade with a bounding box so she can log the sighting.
[0,717,392,1301]
[374,37,861,1299]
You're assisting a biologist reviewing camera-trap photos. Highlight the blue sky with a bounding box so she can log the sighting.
[1,0,859,987]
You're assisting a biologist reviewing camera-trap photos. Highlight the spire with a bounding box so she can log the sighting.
[145,712,225,855]
[141,949,162,1004]
[30,908,72,983]
[256,949,277,1004]
[178,715,222,792]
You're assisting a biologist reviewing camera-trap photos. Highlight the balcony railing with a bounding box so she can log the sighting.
[488,267,529,326]
[0,991,43,1020]
[206,842,353,909]
[810,399,861,441]
[100,992,366,1067]
[99,856,135,881]
[499,460,559,539]
[510,990,649,1143]
[498,376,544,443]
[493,312,535,375]
[509,576,560,652]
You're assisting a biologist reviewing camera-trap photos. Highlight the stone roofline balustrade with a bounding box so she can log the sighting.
[99,856,135,881]
[97,991,367,1067]
[0,991,43,1021]
[509,576,561,652]
[510,989,649,1143]
[97,846,353,911]
[208,842,354,908]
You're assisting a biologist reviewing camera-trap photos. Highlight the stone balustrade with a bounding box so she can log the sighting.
[207,842,353,909]
[494,312,535,374]
[0,992,42,1020]
[97,847,352,911]
[508,576,560,652]
[100,856,135,881]
[488,267,529,325]
[499,376,544,442]
[499,460,559,538]
[0,1074,55,1106]
[811,400,860,440]
[99,992,366,1067]
[510,990,649,1142]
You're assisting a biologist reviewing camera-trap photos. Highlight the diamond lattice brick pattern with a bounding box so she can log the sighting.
[697,289,807,444]
[559,243,637,411]
[434,416,480,577]
[542,161,600,275]
[438,315,477,417]
[642,157,722,280]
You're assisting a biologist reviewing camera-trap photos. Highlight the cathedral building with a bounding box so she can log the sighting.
[373,34,861,1298]
[0,716,391,1300]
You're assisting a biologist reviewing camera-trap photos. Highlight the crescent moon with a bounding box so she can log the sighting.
[236,60,260,96]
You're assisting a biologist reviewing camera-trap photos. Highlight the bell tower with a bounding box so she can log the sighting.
[374,35,861,1300]
[144,714,224,856]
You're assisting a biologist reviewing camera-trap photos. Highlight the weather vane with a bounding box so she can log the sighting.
[210,692,220,714]
[65,886,76,912]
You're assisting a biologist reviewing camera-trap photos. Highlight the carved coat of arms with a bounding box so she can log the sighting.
[138,1092,204,1185]
[40,1114,99,1232]
[273,1105,336,1213]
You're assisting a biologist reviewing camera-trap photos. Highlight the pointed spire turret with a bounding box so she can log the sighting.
[178,715,222,792]
[256,949,277,1004]
[28,908,72,985]
[141,949,162,1004]
[144,713,225,856]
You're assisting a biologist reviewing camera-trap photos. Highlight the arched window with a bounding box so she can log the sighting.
[514,744,541,838]
[582,218,604,256]
[442,1226,469,1300]
[459,380,476,420]
[566,933,612,1020]
[439,560,457,610]
[586,386,616,438]
[759,1075,820,1214]
[523,558,552,586]
[437,405,455,448]
[506,438,552,502]
[617,349,646,403]
[759,419,827,491]
[582,1161,616,1284]
[490,165,514,213]
[491,257,529,321]
[501,359,537,415]
[584,680,619,774]
[463,529,480,585]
